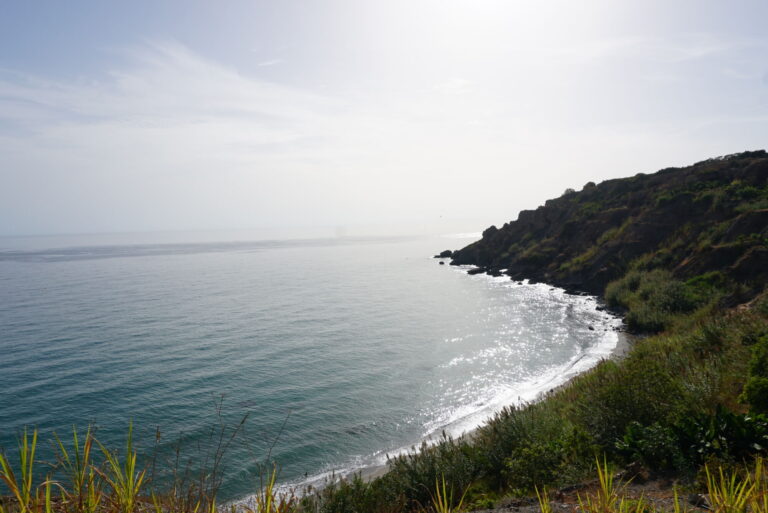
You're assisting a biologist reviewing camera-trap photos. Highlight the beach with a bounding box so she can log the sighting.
[274,280,633,496]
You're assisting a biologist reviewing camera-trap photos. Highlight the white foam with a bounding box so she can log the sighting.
[416,287,620,440]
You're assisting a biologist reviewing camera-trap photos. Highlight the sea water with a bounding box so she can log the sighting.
[0,235,621,500]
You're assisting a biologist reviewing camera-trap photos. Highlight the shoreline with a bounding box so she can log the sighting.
[285,285,635,494]
[352,328,635,486]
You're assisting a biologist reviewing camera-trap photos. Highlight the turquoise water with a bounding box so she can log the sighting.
[0,235,620,500]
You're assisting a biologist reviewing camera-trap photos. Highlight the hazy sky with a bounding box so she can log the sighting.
[2,1,768,237]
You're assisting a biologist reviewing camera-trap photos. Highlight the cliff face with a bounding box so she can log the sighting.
[451,150,768,297]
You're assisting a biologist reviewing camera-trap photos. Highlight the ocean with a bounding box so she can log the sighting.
[0,234,621,501]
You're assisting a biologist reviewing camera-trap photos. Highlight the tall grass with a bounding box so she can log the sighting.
[421,475,467,513]
[576,458,647,513]
[702,458,768,513]
[244,464,297,513]
[534,487,551,513]
[0,428,41,513]
[705,465,754,513]
[97,423,146,513]
[54,426,102,513]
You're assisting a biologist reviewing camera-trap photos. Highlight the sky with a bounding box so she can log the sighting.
[1,0,768,238]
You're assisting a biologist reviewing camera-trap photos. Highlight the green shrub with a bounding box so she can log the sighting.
[572,356,689,448]
[616,422,685,471]
[504,441,564,492]
[686,319,728,356]
[310,474,402,513]
[736,198,768,212]
[741,377,768,414]
[674,407,768,464]
[626,305,669,332]
[740,335,768,414]
[381,435,479,510]
[578,202,602,218]
[654,281,700,313]
[604,270,643,309]
[749,335,768,376]
[605,269,719,333]
[475,404,568,490]
[617,409,768,475]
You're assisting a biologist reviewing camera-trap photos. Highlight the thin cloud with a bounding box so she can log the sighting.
[1,35,767,236]
[433,78,473,95]
[0,41,339,151]
[547,33,765,64]
[257,58,284,67]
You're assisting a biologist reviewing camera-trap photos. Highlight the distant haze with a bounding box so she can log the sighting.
[2,1,768,237]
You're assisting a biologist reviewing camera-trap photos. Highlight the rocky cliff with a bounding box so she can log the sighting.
[450,150,768,298]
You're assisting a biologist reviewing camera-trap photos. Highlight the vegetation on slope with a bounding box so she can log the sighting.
[451,150,768,303]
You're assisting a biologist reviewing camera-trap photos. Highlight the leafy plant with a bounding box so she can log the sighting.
[674,408,768,466]
[705,464,755,513]
[616,422,684,471]
[423,475,467,513]
[535,486,552,513]
[96,423,147,513]
[246,464,297,513]
[0,429,39,513]
[54,426,103,513]
[577,457,647,513]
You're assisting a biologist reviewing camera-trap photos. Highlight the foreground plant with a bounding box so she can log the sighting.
[54,426,103,513]
[97,423,146,513]
[0,428,42,513]
[535,486,552,513]
[704,458,766,513]
[750,457,768,513]
[422,474,467,513]
[242,464,296,513]
[577,457,647,513]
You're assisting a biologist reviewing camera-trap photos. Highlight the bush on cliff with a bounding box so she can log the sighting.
[604,269,723,333]
[740,332,768,414]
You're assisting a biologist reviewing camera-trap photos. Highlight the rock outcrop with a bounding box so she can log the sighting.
[451,150,768,296]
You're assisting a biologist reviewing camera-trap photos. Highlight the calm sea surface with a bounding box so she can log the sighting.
[0,235,620,500]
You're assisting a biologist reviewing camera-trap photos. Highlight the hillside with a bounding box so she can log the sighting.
[451,150,768,304]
